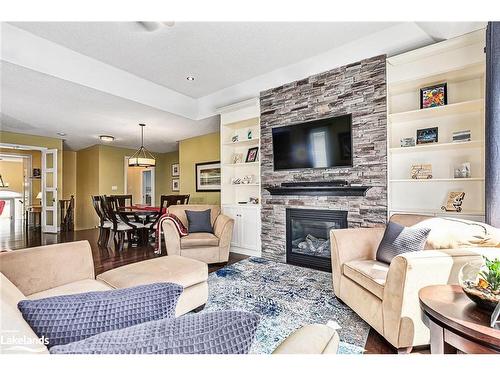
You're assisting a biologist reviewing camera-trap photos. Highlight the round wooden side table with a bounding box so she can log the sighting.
[419,285,500,354]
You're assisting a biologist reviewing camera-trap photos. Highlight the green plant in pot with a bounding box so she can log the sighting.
[459,256,500,311]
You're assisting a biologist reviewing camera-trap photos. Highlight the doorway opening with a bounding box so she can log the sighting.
[124,156,155,205]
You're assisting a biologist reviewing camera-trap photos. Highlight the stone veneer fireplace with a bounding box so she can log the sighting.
[260,54,387,264]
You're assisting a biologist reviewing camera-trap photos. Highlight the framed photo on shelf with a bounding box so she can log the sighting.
[245,147,259,163]
[420,83,447,109]
[171,163,180,177]
[195,161,221,192]
[416,127,438,144]
[172,178,180,192]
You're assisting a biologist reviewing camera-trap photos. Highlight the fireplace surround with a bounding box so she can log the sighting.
[286,208,347,272]
[260,54,387,264]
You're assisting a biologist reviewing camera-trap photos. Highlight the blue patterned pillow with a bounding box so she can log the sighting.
[376,221,431,264]
[50,310,260,354]
[18,283,183,348]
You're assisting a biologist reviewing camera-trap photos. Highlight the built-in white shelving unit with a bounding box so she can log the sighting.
[386,29,486,222]
[217,98,261,257]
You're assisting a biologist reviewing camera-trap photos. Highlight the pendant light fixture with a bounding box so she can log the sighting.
[128,123,156,168]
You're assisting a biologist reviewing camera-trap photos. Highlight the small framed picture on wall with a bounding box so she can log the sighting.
[172,178,180,191]
[171,163,180,177]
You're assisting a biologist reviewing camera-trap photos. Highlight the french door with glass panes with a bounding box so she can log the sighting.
[41,149,58,233]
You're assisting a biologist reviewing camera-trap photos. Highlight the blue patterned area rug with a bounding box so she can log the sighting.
[203,257,370,354]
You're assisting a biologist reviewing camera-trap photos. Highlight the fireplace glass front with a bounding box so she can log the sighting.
[286,208,347,272]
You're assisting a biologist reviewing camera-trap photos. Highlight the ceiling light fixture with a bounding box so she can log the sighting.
[99,135,115,142]
[57,132,67,137]
[186,76,195,81]
[128,124,156,168]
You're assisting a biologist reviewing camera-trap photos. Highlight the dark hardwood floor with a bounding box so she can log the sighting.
[1,225,418,354]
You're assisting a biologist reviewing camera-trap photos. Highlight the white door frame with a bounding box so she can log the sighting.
[140,168,155,205]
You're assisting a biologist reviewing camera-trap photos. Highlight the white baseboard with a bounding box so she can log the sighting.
[230,246,261,257]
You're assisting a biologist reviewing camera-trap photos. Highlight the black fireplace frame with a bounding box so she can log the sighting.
[285,208,347,272]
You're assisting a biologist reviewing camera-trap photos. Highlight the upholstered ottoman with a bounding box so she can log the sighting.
[97,255,208,316]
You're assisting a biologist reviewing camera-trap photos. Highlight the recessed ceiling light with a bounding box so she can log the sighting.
[186,76,195,81]
[57,132,66,137]
[99,135,115,142]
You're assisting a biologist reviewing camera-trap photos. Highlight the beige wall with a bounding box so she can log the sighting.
[62,150,76,200]
[75,145,179,229]
[0,148,42,204]
[179,132,220,205]
[75,145,99,230]
[156,151,179,203]
[0,160,24,194]
[0,131,63,200]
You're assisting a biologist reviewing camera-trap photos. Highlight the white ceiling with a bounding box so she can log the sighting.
[9,22,398,98]
[0,22,487,152]
[0,62,218,152]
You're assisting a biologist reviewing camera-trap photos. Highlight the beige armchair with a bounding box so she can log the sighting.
[330,214,500,353]
[163,204,234,264]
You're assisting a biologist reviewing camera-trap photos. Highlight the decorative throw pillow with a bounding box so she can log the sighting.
[411,217,500,249]
[18,283,183,348]
[185,209,213,233]
[50,310,260,354]
[376,221,431,264]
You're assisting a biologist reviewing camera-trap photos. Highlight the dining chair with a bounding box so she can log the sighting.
[110,194,133,209]
[102,196,143,251]
[91,196,112,246]
[144,195,191,242]
[160,194,190,210]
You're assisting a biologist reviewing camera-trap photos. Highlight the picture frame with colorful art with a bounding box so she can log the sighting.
[172,178,180,192]
[420,83,447,109]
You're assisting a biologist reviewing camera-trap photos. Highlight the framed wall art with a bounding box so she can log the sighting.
[420,83,447,109]
[195,161,221,192]
[171,163,180,177]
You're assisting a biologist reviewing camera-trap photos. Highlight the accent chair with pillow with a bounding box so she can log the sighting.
[162,205,234,264]
[330,214,500,353]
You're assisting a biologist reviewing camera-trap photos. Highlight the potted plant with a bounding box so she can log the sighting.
[459,256,500,311]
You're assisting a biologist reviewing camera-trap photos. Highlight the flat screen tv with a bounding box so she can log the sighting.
[272,114,352,171]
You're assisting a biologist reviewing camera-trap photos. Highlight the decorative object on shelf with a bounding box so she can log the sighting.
[249,196,259,204]
[400,137,416,148]
[452,129,472,143]
[128,124,156,167]
[36,192,42,203]
[231,177,242,185]
[247,129,253,140]
[231,135,239,143]
[0,174,9,188]
[171,163,180,177]
[454,162,471,178]
[195,161,221,192]
[231,153,243,164]
[32,168,41,177]
[441,191,465,212]
[245,147,259,163]
[241,175,254,184]
[410,164,433,179]
[459,257,500,312]
[172,179,180,192]
[420,82,447,109]
[416,127,439,144]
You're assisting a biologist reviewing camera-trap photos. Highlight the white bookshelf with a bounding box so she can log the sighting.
[386,29,486,222]
[217,98,261,257]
